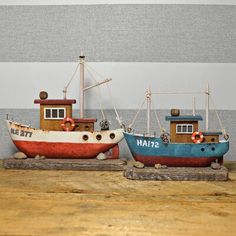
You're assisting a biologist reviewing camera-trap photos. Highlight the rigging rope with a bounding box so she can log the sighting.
[209,94,227,135]
[151,99,166,133]
[106,83,123,126]
[83,64,106,120]
[128,97,146,128]
[64,61,80,94]
[83,62,106,81]
[84,62,123,126]
[152,92,204,95]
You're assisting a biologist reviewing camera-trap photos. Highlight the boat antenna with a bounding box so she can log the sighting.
[79,52,85,118]
[205,83,210,131]
[146,88,151,136]
[192,95,196,116]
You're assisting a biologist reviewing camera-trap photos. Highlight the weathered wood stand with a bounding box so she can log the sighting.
[123,165,229,181]
[3,158,125,171]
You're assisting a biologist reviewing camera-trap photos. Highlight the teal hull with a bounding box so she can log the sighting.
[124,132,229,167]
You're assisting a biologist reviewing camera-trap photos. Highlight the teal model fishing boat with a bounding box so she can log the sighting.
[124,86,229,167]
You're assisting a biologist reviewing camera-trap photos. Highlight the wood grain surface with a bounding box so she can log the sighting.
[3,158,125,171]
[124,165,229,181]
[0,160,236,236]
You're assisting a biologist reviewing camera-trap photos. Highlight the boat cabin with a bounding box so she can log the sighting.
[34,98,97,132]
[165,109,221,143]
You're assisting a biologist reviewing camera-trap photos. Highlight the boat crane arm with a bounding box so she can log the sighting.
[83,78,112,91]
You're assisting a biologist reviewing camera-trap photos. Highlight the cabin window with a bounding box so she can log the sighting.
[44,108,66,120]
[176,124,193,134]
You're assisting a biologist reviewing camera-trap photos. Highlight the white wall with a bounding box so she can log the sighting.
[0,62,235,110]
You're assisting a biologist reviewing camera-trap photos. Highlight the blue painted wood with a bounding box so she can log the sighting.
[124,132,229,158]
[165,115,203,121]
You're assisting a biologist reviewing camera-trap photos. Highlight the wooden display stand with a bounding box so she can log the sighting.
[3,158,125,171]
[123,164,229,181]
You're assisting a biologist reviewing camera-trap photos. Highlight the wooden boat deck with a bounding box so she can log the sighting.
[0,160,236,236]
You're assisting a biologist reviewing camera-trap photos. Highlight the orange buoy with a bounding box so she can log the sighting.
[61,117,75,132]
[191,131,204,144]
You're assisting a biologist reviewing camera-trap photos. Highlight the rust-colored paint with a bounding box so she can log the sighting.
[104,144,119,159]
[74,118,97,123]
[39,104,73,131]
[202,134,219,143]
[13,140,118,159]
[170,121,198,143]
[134,155,223,167]
[34,99,76,105]
[74,121,95,132]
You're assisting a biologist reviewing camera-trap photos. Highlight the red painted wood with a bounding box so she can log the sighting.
[133,155,223,167]
[34,99,76,105]
[74,118,97,123]
[14,140,117,159]
[105,144,119,159]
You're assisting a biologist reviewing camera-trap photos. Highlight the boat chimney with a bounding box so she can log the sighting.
[171,108,180,116]
[205,83,210,131]
[146,88,151,136]
[39,91,48,100]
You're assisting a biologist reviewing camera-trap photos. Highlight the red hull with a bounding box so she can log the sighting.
[14,140,119,159]
[134,155,223,167]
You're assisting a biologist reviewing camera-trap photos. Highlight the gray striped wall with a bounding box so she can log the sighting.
[0,4,235,62]
[0,4,235,159]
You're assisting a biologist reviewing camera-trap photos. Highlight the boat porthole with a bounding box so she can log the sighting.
[83,134,88,141]
[201,148,205,152]
[85,125,90,131]
[212,147,215,151]
[96,134,102,141]
[110,133,115,139]
[211,138,215,142]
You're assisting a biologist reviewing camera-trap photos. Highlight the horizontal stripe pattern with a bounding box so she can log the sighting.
[0,4,235,62]
[1,1,236,5]
[0,62,235,109]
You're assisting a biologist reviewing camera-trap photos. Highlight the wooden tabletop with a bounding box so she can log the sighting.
[0,161,236,236]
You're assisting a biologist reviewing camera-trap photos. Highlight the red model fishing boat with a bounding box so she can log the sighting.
[6,54,124,159]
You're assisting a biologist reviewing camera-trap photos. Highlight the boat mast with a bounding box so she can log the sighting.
[192,96,196,116]
[79,52,85,118]
[146,88,151,136]
[205,83,209,131]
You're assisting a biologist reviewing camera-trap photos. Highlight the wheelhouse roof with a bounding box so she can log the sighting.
[34,99,76,105]
[165,115,203,121]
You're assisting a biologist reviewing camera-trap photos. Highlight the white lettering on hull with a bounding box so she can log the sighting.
[11,128,33,138]
[136,139,159,148]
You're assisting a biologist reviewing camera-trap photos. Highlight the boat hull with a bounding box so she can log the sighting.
[6,120,124,159]
[124,132,229,167]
